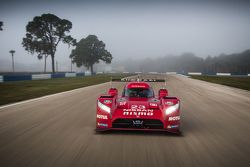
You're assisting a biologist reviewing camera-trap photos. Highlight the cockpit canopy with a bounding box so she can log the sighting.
[122,82,154,98]
[122,88,154,98]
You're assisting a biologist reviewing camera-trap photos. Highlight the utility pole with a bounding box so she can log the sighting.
[70,57,73,72]
[44,55,48,73]
[56,61,58,72]
[9,50,15,72]
[0,21,3,31]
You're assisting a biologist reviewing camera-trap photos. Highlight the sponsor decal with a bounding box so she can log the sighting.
[168,116,180,121]
[123,108,153,112]
[131,105,145,110]
[119,101,126,106]
[97,123,108,127]
[97,114,108,119]
[167,125,179,128]
[121,78,136,82]
[123,109,154,116]
[104,100,112,104]
[130,85,146,88]
[149,103,157,107]
[143,79,156,82]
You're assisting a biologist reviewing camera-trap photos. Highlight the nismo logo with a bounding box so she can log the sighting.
[123,109,153,116]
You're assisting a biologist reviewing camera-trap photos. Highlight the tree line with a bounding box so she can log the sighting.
[20,13,112,73]
[2,13,249,74]
[114,50,250,74]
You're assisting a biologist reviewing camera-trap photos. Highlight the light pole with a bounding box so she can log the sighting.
[70,57,73,72]
[56,61,58,72]
[44,55,48,73]
[0,21,3,31]
[9,50,15,72]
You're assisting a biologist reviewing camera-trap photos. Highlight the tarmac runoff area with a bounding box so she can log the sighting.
[0,74,249,167]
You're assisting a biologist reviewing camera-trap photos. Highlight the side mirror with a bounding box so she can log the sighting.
[158,89,168,99]
[108,88,118,96]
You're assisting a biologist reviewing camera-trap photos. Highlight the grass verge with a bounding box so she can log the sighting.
[0,74,132,106]
[190,75,250,91]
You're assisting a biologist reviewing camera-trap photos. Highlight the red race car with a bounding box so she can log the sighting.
[96,78,181,134]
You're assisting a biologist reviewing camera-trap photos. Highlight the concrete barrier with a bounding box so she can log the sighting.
[4,75,32,82]
[65,73,76,77]
[76,73,85,77]
[0,75,3,83]
[85,71,92,76]
[166,72,177,75]
[188,72,202,75]
[51,73,65,78]
[216,73,231,76]
[148,72,158,74]
[32,74,51,80]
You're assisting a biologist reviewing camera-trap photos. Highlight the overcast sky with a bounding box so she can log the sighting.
[0,0,250,72]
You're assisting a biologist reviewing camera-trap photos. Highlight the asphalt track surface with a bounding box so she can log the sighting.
[0,75,250,167]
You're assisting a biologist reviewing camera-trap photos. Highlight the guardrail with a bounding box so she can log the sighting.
[188,72,202,75]
[32,74,51,80]
[85,71,91,76]
[51,73,65,78]
[4,75,32,81]
[165,72,249,77]
[166,72,177,75]
[1,71,249,83]
[216,73,231,76]
[0,72,88,83]
[65,73,76,77]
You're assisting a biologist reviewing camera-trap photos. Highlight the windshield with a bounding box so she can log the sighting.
[122,88,154,98]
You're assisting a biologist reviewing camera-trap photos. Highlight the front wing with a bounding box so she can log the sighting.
[96,109,180,134]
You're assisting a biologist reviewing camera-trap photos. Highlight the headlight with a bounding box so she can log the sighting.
[165,102,180,115]
[98,100,111,113]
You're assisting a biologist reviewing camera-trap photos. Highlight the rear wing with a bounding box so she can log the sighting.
[112,78,165,82]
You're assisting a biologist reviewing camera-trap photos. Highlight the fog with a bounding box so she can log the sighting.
[0,0,250,72]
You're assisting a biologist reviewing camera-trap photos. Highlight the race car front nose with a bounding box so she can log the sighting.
[97,100,111,113]
[165,102,180,115]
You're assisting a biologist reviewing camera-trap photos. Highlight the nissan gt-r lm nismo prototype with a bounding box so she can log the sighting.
[96,80,181,133]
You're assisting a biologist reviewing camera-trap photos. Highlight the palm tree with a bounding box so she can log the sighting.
[9,50,15,72]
